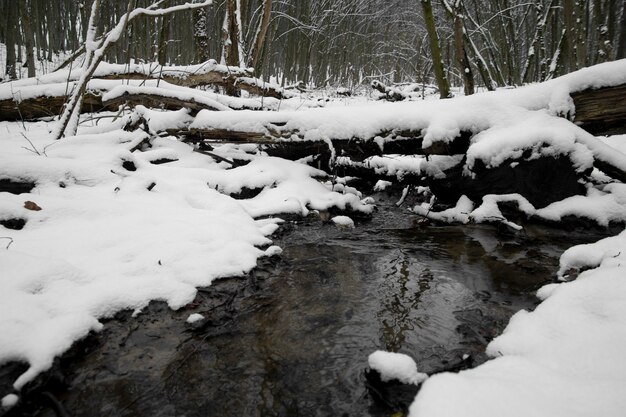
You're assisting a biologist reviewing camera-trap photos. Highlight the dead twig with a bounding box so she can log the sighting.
[1,237,14,249]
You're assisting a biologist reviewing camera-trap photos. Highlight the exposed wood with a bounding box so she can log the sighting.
[234,77,291,99]
[572,83,626,135]
[430,156,586,209]
[0,92,109,121]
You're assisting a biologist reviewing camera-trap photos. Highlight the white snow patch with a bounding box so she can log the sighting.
[368,350,428,385]
[374,180,392,191]
[264,245,283,257]
[331,215,355,228]
[186,313,204,324]
[1,394,18,409]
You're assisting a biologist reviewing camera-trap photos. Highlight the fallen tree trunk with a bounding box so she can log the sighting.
[234,77,293,100]
[572,83,626,135]
[102,86,230,114]
[0,82,278,121]
[371,80,408,102]
[0,91,110,120]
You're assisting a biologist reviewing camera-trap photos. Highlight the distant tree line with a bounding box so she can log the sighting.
[1,0,625,90]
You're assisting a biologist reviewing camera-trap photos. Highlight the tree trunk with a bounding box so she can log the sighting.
[617,0,626,59]
[247,0,272,70]
[4,1,17,80]
[193,3,210,62]
[21,0,36,78]
[223,0,242,95]
[421,0,450,98]
[158,3,171,65]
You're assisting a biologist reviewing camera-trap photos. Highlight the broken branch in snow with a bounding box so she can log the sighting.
[371,80,408,102]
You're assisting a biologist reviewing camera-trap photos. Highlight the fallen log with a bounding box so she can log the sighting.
[102,86,230,114]
[572,83,626,135]
[429,155,586,209]
[371,80,407,102]
[0,91,110,121]
[234,77,294,100]
[0,81,277,121]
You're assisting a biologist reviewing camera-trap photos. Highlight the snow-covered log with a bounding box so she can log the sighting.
[0,91,109,121]
[371,80,408,101]
[102,85,231,114]
[234,77,295,100]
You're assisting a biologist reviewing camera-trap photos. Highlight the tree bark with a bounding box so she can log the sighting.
[421,0,451,98]
[157,1,171,65]
[4,1,17,80]
[247,0,272,70]
[616,0,626,59]
[223,0,242,95]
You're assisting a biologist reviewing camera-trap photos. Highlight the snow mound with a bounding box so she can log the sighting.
[368,350,428,385]
[331,215,355,228]
[1,394,19,409]
[186,313,204,324]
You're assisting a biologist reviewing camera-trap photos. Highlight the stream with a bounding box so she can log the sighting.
[1,195,611,417]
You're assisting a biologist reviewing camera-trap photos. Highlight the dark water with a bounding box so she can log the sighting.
[1,201,608,417]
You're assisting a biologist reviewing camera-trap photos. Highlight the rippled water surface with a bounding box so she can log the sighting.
[2,202,608,417]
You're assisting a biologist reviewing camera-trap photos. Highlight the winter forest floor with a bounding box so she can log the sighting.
[1,60,626,416]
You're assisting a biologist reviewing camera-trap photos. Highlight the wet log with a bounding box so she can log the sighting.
[0,87,269,122]
[429,155,586,209]
[0,92,109,121]
[572,83,626,135]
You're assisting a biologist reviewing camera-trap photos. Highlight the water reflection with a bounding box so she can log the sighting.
[377,250,431,352]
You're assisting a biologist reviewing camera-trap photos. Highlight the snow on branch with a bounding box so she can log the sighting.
[53,0,213,140]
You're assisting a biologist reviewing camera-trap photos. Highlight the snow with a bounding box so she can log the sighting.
[331,215,355,228]
[415,182,626,229]
[410,230,626,417]
[374,180,392,191]
[368,350,428,385]
[336,154,463,180]
[412,195,474,224]
[186,313,204,324]
[1,393,18,409]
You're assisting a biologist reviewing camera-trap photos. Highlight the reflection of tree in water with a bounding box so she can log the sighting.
[378,249,432,352]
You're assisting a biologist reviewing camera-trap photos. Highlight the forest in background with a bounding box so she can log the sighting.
[1,0,626,91]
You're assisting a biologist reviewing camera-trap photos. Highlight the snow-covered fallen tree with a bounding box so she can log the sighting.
[118,60,626,212]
